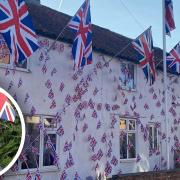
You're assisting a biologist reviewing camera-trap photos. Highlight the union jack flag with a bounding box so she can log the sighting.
[165,0,175,36]
[68,0,92,68]
[166,42,180,73]
[0,92,16,123]
[0,0,39,64]
[132,27,156,85]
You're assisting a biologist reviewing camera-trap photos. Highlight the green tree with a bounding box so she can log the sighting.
[0,116,22,168]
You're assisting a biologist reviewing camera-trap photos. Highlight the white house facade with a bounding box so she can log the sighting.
[0,2,179,180]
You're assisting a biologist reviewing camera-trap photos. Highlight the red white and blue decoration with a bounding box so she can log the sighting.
[165,0,175,36]
[0,92,16,123]
[166,42,180,74]
[0,0,39,64]
[68,0,92,68]
[132,27,156,85]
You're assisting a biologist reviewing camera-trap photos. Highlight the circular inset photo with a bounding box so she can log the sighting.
[0,88,25,176]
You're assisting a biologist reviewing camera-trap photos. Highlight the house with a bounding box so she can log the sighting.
[0,1,179,179]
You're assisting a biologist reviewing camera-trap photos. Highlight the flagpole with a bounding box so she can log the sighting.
[162,0,170,170]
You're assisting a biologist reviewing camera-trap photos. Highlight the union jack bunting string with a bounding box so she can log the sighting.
[0,93,16,123]
[132,27,156,85]
[166,42,180,74]
[0,0,39,64]
[96,149,103,160]
[111,156,118,166]
[68,0,92,68]
[26,171,32,180]
[60,170,67,180]
[104,162,112,177]
[34,169,41,180]
[165,0,175,36]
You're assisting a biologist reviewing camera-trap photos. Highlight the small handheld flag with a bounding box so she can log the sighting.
[165,0,175,36]
[0,0,39,64]
[68,0,92,68]
[166,42,180,74]
[0,92,16,123]
[132,27,156,85]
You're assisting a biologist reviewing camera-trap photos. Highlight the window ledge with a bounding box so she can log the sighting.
[120,158,137,163]
[6,167,59,176]
[120,86,137,92]
[0,64,31,73]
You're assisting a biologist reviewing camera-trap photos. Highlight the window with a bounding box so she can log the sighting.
[119,62,136,90]
[148,123,159,151]
[119,118,136,159]
[19,115,58,171]
[42,117,58,167]
[0,34,28,69]
[21,116,40,169]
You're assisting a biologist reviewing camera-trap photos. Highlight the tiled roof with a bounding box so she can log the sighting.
[27,3,168,72]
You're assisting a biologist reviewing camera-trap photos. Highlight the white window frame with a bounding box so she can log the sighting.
[119,60,137,91]
[119,117,137,161]
[148,122,160,151]
[17,115,59,173]
[40,115,59,171]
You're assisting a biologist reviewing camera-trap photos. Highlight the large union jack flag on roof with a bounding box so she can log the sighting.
[165,0,175,36]
[166,42,180,74]
[0,92,16,123]
[68,0,92,68]
[132,27,156,85]
[0,0,39,64]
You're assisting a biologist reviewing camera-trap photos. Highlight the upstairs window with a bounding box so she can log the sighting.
[0,34,28,70]
[119,62,136,90]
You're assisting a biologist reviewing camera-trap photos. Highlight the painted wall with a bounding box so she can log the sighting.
[1,36,179,179]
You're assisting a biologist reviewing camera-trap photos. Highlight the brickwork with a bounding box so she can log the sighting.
[109,169,180,180]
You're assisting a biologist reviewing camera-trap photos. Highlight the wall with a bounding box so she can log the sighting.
[1,36,179,180]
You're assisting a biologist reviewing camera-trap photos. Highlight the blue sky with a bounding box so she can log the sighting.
[41,0,180,51]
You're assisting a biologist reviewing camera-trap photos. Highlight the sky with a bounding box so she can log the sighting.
[41,0,180,51]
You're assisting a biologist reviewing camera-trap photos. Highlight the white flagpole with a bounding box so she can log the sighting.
[162,0,170,170]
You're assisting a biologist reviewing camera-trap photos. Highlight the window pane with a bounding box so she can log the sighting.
[120,119,127,130]
[44,117,57,128]
[149,126,153,150]
[15,59,27,69]
[120,132,127,159]
[43,134,56,166]
[154,127,158,150]
[21,116,40,169]
[127,64,135,89]
[128,133,136,158]
[0,34,27,68]
[129,120,135,130]
[119,63,127,86]
[119,63,135,89]
[0,35,10,64]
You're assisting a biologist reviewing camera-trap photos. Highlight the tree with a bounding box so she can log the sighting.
[0,116,22,168]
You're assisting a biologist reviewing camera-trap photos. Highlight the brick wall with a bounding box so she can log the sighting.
[109,169,180,180]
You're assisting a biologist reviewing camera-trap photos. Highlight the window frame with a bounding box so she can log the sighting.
[119,60,137,91]
[18,115,59,173]
[0,35,30,72]
[40,116,59,171]
[148,122,160,152]
[119,117,137,161]
[0,59,31,73]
